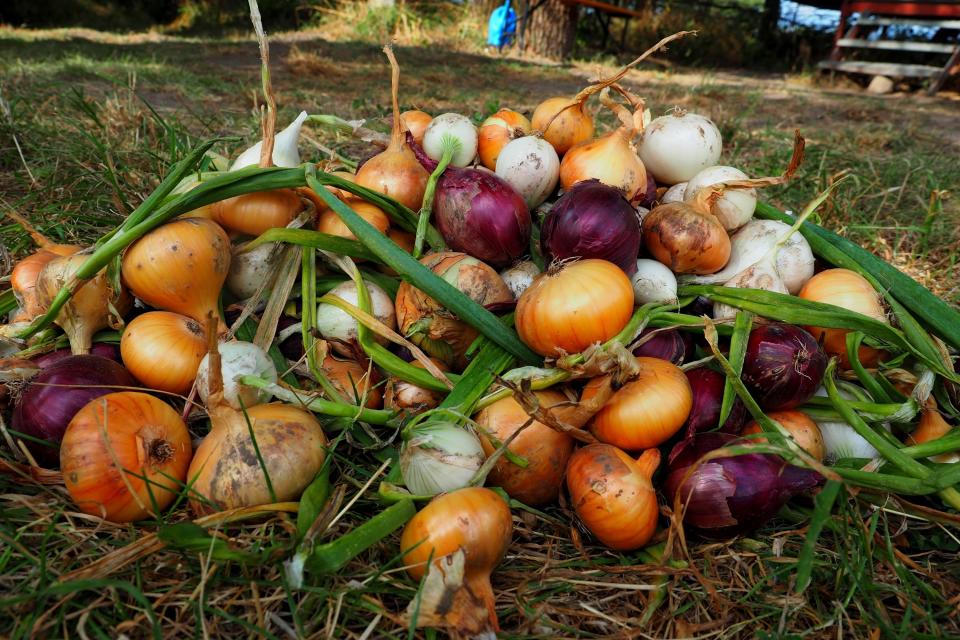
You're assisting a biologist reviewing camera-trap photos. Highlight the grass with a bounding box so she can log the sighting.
[1,24,959,639]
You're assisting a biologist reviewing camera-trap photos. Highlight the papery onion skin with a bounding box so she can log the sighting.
[13,355,139,466]
[384,358,447,413]
[196,341,277,410]
[516,259,633,357]
[532,97,594,156]
[660,182,687,204]
[566,444,660,550]
[211,189,303,236]
[121,311,206,395]
[637,112,722,185]
[683,367,749,436]
[741,323,827,411]
[540,180,641,275]
[684,166,756,232]
[61,391,191,522]
[400,422,486,496]
[665,432,822,538]
[641,202,731,275]
[475,390,575,506]
[742,410,826,462]
[500,260,541,299]
[11,244,81,321]
[322,353,383,409]
[479,109,532,170]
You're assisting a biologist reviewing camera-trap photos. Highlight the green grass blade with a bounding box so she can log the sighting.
[244,228,380,262]
[720,311,751,427]
[794,480,842,594]
[305,499,415,574]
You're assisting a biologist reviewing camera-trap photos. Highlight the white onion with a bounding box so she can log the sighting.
[632,259,678,304]
[316,280,395,355]
[637,112,722,185]
[423,113,478,167]
[495,136,560,207]
[813,387,886,464]
[197,341,277,410]
[660,182,687,204]
[500,260,541,298]
[684,165,757,231]
[226,243,278,300]
[400,422,486,496]
[231,110,308,171]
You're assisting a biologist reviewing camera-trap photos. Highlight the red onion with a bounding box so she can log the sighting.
[684,368,749,436]
[632,327,692,365]
[540,180,641,275]
[742,323,826,411]
[638,173,657,209]
[32,343,120,368]
[12,355,138,465]
[665,432,822,537]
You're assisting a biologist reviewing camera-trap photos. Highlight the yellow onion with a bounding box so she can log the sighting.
[120,311,206,395]
[10,246,80,322]
[742,410,826,462]
[322,353,383,409]
[401,109,432,146]
[906,407,960,464]
[478,108,531,170]
[318,198,390,241]
[641,200,731,275]
[532,96,594,156]
[211,189,303,237]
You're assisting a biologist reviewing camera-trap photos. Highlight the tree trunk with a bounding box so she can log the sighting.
[525,0,579,60]
[761,0,781,43]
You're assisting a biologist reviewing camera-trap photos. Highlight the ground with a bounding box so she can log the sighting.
[1,25,959,640]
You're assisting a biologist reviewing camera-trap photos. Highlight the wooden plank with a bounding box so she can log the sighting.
[837,38,959,53]
[561,0,645,19]
[818,59,945,76]
[928,45,960,93]
[846,2,960,18]
[856,16,960,28]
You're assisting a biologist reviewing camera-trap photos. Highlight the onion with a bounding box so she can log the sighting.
[742,410,826,462]
[354,46,429,210]
[665,432,822,537]
[400,422,486,496]
[319,198,391,241]
[683,367,749,435]
[494,135,560,208]
[226,241,279,300]
[566,444,660,550]
[684,166,756,232]
[478,108,531,170]
[531,96,594,156]
[196,341,277,410]
[401,109,432,145]
[231,110,308,170]
[423,113,478,168]
[12,355,138,466]
[321,353,383,409]
[641,201,731,275]
[384,358,447,413]
[632,327,691,365]
[316,279,396,356]
[212,189,304,237]
[500,260,541,299]
[631,258,678,304]
[120,311,206,395]
[32,343,120,368]
[741,323,827,411]
[637,111,722,185]
[660,182,687,204]
[905,408,959,464]
[540,180,641,275]
[60,391,192,522]
[10,242,80,322]
[812,387,883,463]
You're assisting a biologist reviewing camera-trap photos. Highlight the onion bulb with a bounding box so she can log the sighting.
[906,408,959,464]
[632,258,678,304]
[10,242,80,321]
[684,166,756,232]
[318,198,390,241]
[321,353,383,409]
[494,135,560,208]
[811,387,883,463]
[499,260,541,299]
[384,358,447,413]
[401,109,432,145]
[423,113,478,168]
[741,323,826,411]
[226,241,279,300]
[60,391,191,522]
[211,189,304,237]
[37,253,132,355]
[120,311,206,395]
[400,421,486,496]
[231,110,308,170]
[637,111,722,185]
[196,341,277,410]
[566,444,660,550]
[641,201,731,275]
[531,96,594,156]
[660,182,687,204]
[474,390,575,506]
[355,47,429,210]
[121,217,231,331]
[742,410,826,462]
[516,259,633,357]
[478,109,531,170]
[684,367,749,435]
[316,279,396,356]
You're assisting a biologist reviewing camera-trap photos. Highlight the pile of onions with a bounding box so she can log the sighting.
[742,410,826,461]
[741,323,826,411]
[637,111,722,185]
[516,259,633,357]
[400,421,485,495]
[799,268,887,367]
[632,327,692,365]
[399,487,512,634]
[354,46,428,210]
[13,355,138,465]
[494,135,560,208]
[474,390,575,506]
[641,198,731,275]
[211,189,303,237]
[121,218,231,332]
[60,391,192,522]
[540,180,641,275]
[566,444,660,550]
[683,367,749,435]
[395,252,514,369]
[478,109,531,170]
[196,341,277,410]
[586,356,692,450]
[316,279,396,355]
[401,109,432,145]
[120,311,206,395]
[665,432,821,537]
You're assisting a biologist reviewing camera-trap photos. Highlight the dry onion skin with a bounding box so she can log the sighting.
[120,311,206,395]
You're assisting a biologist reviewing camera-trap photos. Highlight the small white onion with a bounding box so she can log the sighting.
[316,280,396,355]
[423,113,478,168]
[226,242,278,300]
[632,259,678,304]
[231,110,309,171]
[400,422,486,496]
[684,165,757,231]
[813,387,887,464]
[500,260,541,299]
[197,341,277,410]
[495,136,561,208]
[660,182,687,204]
[637,112,722,185]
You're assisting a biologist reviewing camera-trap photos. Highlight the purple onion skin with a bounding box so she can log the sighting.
[638,173,657,209]
[665,433,822,538]
[12,355,138,466]
[632,328,689,365]
[433,168,531,268]
[540,179,641,275]
[684,368,749,436]
[742,323,827,411]
[32,343,120,368]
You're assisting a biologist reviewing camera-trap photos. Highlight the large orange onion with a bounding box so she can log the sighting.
[318,198,390,241]
[120,311,206,395]
[742,410,825,462]
[121,218,231,331]
[211,189,303,237]
[798,268,887,367]
[566,444,660,550]
[395,252,513,370]
[474,390,575,506]
[478,108,532,170]
[60,391,192,522]
[587,356,692,450]
[10,244,81,321]
[532,96,594,156]
[641,201,731,275]
[515,259,633,358]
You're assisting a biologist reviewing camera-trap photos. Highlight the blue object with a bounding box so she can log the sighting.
[487,0,517,49]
